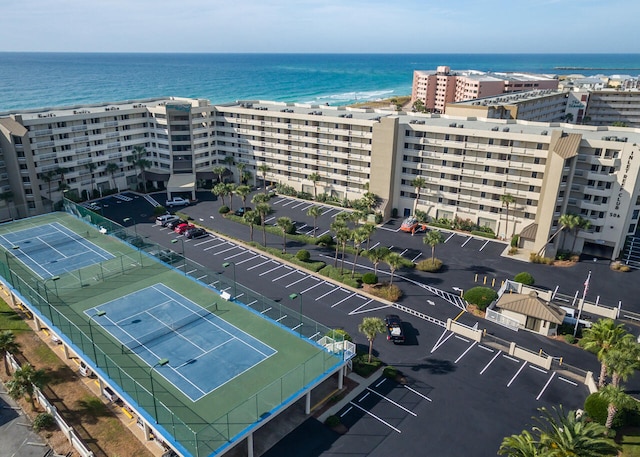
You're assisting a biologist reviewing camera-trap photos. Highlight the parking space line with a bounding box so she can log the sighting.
[276,315,288,322]
[259,265,283,276]
[454,335,469,343]
[286,274,316,288]
[215,246,239,255]
[404,385,432,402]
[502,354,519,363]
[265,216,276,223]
[196,274,208,281]
[301,204,314,211]
[536,372,557,400]
[431,329,454,353]
[273,198,287,204]
[194,238,218,247]
[375,378,387,388]
[411,252,422,262]
[480,350,502,375]
[479,240,490,251]
[454,341,477,364]
[301,281,326,294]
[235,254,261,265]
[281,200,295,207]
[348,402,401,434]
[223,251,249,260]
[260,307,272,314]
[318,229,330,237]
[291,201,306,209]
[246,300,257,307]
[461,236,472,247]
[203,241,228,251]
[478,344,494,352]
[529,365,547,374]
[272,269,296,282]
[558,377,578,386]
[316,288,340,301]
[366,388,417,417]
[331,293,357,308]
[340,406,353,417]
[369,242,380,250]
[400,248,408,256]
[297,223,308,230]
[331,211,345,219]
[349,300,389,315]
[444,233,455,243]
[247,259,274,270]
[507,361,528,387]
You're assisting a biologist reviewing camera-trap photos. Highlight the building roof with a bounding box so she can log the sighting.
[520,223,538,241]
[496,291,566,324]
[0,117,27,135]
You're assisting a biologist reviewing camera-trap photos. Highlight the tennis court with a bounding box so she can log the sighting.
[86,284,277,401]
[0,222,114,279]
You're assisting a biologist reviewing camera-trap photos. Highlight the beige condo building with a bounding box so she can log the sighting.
[1,97,639,263]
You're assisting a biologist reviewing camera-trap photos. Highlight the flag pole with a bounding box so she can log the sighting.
[573,270,591,337]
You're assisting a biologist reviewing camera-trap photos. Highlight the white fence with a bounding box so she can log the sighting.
[485,307,520,331]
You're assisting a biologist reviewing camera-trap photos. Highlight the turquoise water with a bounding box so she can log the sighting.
[2,53,640,112]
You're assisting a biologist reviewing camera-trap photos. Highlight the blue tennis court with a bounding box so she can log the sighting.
[85,284,277,402]
[0,222,114,279]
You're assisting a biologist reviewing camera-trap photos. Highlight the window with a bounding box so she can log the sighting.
[534,157,541,164]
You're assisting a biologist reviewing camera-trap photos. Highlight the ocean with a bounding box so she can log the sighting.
[2,53,640,113]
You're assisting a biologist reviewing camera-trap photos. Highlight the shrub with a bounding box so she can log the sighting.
[529,253,554,265]
[556,250,573,261]
[33,412,55,431]
[391,208,398,218]
[325,415,341,427]
[510,234,519,248]
[513,272,535,286]
[471,230,496,239]
[508,247,518,255]
[563,334,577,344]
[325,329,353,342]
[374,212,383,224]
[315,233,334,247]
[416,258,443,272]
[352,354,382,377]
[296,191,313,200]
[367,283,402,301]
[153,205,167,215]
[620,265,632,272]
[383,366,399,379]
[584,392,633,428]
[463,287,498,311]
[295,249,311,261]
[219,205,230,214]
[362,272,378,285]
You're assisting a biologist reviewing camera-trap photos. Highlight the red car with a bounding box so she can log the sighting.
[174,223,195,234]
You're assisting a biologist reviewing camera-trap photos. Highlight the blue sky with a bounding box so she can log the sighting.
[2,0,638,53]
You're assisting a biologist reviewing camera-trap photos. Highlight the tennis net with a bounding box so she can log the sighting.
[123,308,210,351]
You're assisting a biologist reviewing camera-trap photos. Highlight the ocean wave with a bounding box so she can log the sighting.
[303,89,397,105]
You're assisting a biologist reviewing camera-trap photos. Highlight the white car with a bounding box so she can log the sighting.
[165,197,190,207]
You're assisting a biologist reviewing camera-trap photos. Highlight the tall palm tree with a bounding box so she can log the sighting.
[276,217,294,253]
[0,191,14,219]
[41,170,57,210]
[580,318,633,388]
[361,223,376,250]
[243,210,259,242]
[258,163,270,193]
[537,213,577,256]
[361,191,378,214]
[350,227,367,278]
[212,182,227,206]
[105,162,120,192]
[0,330,20,375]
[500,193,515,239]
[225,183,237,211]
[235,184,251,209]
[212,165,226,184]
[603,339,640,388]
[410,176,426,215]
[358,317,386,363]
[236,161,245,184]
[367,247,390,275]
[336,228,351,273]
[570,215,591,254]
[308,172,321,200]
[559,213,579,251]
[6,362,49,410]
[424,230,444,262]
[242,170,253,187]
[255,202,271,246]
[306,206,323,238]
[384,252,404,285]
[599,385,635,430]
[498,430,538,457]
[330,220,347,267]
[127,145,152,193]
[85,162,97,198]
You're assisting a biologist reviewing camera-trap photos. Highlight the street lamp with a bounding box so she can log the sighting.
[222,262,236,299]
[44,275,61,302]
[149,358,170,423]
[289,293,303,337]
[171,238,187,275]
[88,310,106,365]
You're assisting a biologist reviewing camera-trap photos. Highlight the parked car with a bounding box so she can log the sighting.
[384,314,405,344]
[400,216,427,234]
[156,214,180,226]
[234,206,251,216]
[165,197,190,207]
[185,227,208,239]
[166,219,187,230]
[175,223,195,235]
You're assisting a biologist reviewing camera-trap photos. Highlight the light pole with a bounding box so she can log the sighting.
[88,310,106,365]
[171,238,187,275]
[222,262,236,299]
[149,358,170,423]
[44,275,61,302]
[289,293,303,337]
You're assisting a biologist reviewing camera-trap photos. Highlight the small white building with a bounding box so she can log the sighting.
[492,290,566,336]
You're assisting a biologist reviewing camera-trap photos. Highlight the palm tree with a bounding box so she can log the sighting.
[580,318,633,388]
[410,176,426,215]
[368,247,390,276]
[424,230,444,262]
[361,191,378,214]
[225,183,237,211]
[0,190,14,219]
[533,406,617,457]
[384,252,404,285]
[537,213,577,256]
[212,183,227,206]
[242,170,253,187]
[252,193,270,205]
[306,206,323,238]
[603,339,640,388]
[308,172,321,200]
[558,213,579,251]
[599,385,635,430]
[336,228,351,273]
[350,227,367,278]
[41,170,57,210]
[127,145,152,193]
[243,210,259,242]
[6,362,49,410]
[500,193,515,239]
[258,163,270,193]
[330,220,347,267]
[361,223,376,250]
[358,317,386,363]
[85,162,97,198]
[236,162,245,184]
[276,217,294,253]
[498,430,538,457]
[255,202,271,246]
[105,162,120,192]
[570,215,591,254]
[235,184,251,209]
[0,330,20,375]
[212,165,226,184]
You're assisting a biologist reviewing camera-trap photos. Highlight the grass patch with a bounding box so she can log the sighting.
[77,395,110,418]
[318,265,361,288]
[0,299,30,333]
[619,427,640,456]
[33,344,63,366]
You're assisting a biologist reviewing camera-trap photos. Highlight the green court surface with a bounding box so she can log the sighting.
[0,211,347,457]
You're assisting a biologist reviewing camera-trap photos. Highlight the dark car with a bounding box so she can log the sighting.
[166,219,186,230]
[185,227,208,239]
[384,314,405,344]
[234,206,251,216]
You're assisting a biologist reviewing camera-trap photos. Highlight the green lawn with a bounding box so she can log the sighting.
[0,298,30,332]
[620,427,640,456]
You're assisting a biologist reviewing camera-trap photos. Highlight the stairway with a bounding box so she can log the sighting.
[622,235,640,268]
